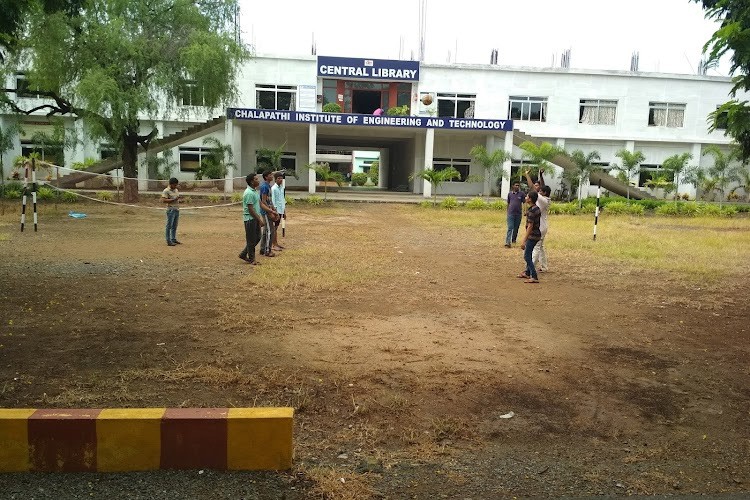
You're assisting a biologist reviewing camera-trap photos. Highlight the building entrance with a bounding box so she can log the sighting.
[352,90,381,114]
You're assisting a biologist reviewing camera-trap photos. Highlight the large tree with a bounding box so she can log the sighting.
[2,0,248,201]
[693,0,750,161]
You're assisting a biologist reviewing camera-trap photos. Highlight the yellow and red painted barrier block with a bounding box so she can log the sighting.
[0,407,293,472]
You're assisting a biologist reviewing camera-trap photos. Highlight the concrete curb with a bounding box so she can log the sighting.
[0,408,293,472]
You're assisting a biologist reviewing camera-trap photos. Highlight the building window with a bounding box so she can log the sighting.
[397,83,412,107]
[15,73,43,99]
[508,96,547,122]
[181,81,205,106]
[648,102,685,127]
[715,106,728,130]
[434,157,471,182]
[256,84,297,110]
[322,79,337,106]
[437,93,476,118]
[579,99,617,125]
[179,147,213,172]
[256,151,297,172]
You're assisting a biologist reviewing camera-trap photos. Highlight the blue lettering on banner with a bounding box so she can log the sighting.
[227,108,513,131]
[317,56,420,81]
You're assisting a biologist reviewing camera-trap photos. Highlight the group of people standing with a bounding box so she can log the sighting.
[505,169,551,284]
[239,170,287,265]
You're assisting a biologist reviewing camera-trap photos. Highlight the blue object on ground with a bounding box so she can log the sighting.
[68,211,87,219]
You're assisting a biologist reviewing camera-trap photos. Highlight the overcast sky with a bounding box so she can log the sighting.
[239,0,730,76]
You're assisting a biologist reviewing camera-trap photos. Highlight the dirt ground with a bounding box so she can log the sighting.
[0,199,748,499]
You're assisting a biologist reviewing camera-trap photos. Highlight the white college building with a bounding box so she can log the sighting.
[1,54,743,199]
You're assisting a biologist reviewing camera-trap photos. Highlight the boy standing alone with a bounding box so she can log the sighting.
[505,182,526,248]
[239,173,264,265]
[162,177,181,246]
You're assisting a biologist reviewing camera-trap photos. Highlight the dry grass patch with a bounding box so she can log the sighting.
[301,466,376,500]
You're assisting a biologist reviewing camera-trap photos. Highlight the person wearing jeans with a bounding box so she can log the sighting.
[519,190,542,284]
[161,177,181,246]
[505,181,526,247]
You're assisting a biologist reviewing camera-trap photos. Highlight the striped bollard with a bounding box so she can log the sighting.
[593,180,601,241]
[20,162,28,232]
[31,158,38,232]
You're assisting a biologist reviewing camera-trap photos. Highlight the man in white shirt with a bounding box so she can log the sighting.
[525,170,550,272]
[271,172,286,249]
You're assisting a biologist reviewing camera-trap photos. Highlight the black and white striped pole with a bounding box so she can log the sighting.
[31,158,38,232]
[593,180,601,241]
[20,161,28,232]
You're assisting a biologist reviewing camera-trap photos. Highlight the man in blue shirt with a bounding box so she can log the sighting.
[505,181,526,248]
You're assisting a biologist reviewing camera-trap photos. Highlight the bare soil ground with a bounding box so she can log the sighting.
[0,200,748,499]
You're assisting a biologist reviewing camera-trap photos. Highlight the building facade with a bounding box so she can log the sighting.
[1,55,743,199]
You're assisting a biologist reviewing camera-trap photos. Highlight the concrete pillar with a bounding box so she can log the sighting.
[413,132,425,194]
[308,124,317,194]
[501,130,514,198]
[483,135,495,197]
[423,128,435,198]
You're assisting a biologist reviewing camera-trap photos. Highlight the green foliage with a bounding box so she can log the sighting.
[36,186,56,200]
[307,162,344,200]
[195,137,233,180]
[409,166,461,206]
[518,141,564,178]
[489,200,508,211]
[569,149,602,206]
[72,157,98,171]
[306,194,324,205]
[231,192,242,203]
[418,200,432,208]
[322,103,342,113]
[386,105,409,116]
[208,194,222,203]
[703,145,741,204]
[440,196,459,209]
[548,202,580,215]
[612,149,646,200]
[368,161,380,185]
[256,143,287,172]
[7,0,248,201]
[604,201,644,216]
[3,189,22,199]
[285,196,295,206]
[469,144,510,197]
[96,191,113,201]
[142,149,177,180]
[464,197,488,210]
[351,172,368,186]
[693,0,750,161]
[0,181,23,197]
[61,191,79,203]
[181,195,191,204]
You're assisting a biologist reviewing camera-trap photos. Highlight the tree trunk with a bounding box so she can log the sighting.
[122,137,139,203]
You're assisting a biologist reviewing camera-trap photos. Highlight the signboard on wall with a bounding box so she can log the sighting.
[317,56,420,81]
[297,85,317,111]
[227,108,513,132]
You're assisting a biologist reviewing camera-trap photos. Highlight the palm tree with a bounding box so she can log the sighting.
[518,141,563,180]
[661,152,693,200]
[703,145,740,206]
[569,149,601,207]
[644,173,674,199]
[196,137,236,193]
[612,149,646,201]
[734,165,750,202]
[308,162,344,200]
[410,166,461,206]
[469,145,511,199]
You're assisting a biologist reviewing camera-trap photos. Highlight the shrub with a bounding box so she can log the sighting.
[655,204,680,216]
[3,189,21,199]
[285,196,295,206]
[465,197,488,210]
[603,201,631,215]
[208,194,222,203]
[61,191,79,203]
[489,200,507,211]
[322,103,341,113]
[386,105,409,116]
[440,196,459,209]
[1,181,24,198]
[637,199,664,210]
[36,186,56,200]
[549,202,579,215]
[418,200,432,208]
[626,204,645,216]
[181,196,191,204]
[307,194,323,205]
[231,192,242,203]
[697,203,722,217]
[721,205,738,217]
[351,173,368,186]
[96,191,114,201]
